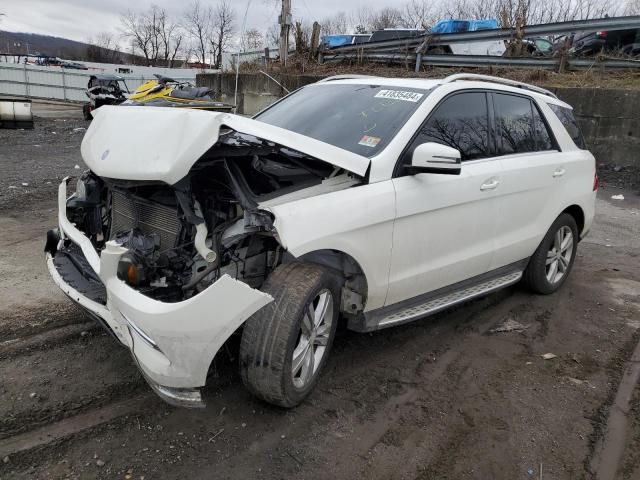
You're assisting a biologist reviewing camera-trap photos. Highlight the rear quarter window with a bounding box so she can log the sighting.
[548,104,587,149]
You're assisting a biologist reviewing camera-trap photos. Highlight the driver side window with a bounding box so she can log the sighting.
[405,92,491,163]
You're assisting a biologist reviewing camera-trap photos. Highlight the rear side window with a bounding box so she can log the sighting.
[548,104,587,149]
[493,93,555,155]
[409,92,491,161]
[531,105,554,151]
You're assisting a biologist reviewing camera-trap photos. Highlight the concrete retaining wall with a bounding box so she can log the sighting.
[198,73,639,167]
[552,87,639,168]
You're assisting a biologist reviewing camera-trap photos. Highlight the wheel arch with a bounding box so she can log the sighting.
[295,249,369,313]
[205,248,370,385]
[562,204,585,236]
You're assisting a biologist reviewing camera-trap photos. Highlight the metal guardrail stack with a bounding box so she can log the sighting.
[318,16,640,72]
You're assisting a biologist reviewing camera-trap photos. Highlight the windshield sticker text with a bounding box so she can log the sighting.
[358,135,381,147]
[374,90,424,102]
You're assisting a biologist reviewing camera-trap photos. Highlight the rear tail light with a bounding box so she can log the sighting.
[593,172,599,191]
[596,31,607,39]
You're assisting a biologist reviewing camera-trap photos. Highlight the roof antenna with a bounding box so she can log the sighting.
[234,0,253,113]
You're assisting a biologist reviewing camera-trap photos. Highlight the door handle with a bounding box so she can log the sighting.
[480,179,500,191]
[553,167,566,178]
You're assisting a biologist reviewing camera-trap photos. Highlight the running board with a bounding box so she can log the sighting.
[349,266,524,332]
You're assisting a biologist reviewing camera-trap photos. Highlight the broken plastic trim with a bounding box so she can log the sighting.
[153,385,204,408]
[125,314,162,352]
[131,351,205,408]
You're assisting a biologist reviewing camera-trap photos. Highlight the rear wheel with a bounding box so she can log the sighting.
[523,213,578,294]
[240,262,340,407]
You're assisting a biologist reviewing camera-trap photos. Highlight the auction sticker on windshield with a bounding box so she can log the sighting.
[358,135,381,148]
[374,90,424,102]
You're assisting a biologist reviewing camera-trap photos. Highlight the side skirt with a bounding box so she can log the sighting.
[349,260,528,333]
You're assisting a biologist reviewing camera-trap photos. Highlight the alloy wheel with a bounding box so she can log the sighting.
[546,225,574,284]
[291,289,334,389]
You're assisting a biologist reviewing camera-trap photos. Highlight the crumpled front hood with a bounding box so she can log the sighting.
[81,106,370,184]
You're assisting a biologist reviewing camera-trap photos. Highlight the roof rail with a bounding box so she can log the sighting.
[440,73,558,99]
[317,74,379,83]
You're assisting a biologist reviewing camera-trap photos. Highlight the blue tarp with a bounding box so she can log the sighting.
[321,35,355,48]
[431,19,498,34]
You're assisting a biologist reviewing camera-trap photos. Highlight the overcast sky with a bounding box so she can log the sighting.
[0,0,389,46]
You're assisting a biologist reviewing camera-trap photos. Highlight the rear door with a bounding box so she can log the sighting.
[488,92,566,270]
[386,91,502,306]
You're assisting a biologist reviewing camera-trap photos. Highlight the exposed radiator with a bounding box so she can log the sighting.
[109,190,181,251]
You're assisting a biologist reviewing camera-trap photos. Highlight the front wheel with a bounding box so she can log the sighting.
[240,262,340,407]
[523,213,579,294]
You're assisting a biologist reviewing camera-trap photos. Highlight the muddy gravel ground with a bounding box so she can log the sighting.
[0,105,87,212]
[1,109,640,480]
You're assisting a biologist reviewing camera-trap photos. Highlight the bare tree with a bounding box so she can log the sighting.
[265,24,280,47]
[352,7,373,33]
[370,7,403,30]
[440,0,497,22]
[157,8,184,67]
[354,24,368,34]
[121,10,155,64]
[210,0,234,69]
[291,19,318,53]
[241,28,263,50]
[626,0,640,14]
[86,32,122,63]
[442,0,621,28]
[184,0,212,65]
[401,0,437,29]
[321,12,349,35]
[121,6,186,66]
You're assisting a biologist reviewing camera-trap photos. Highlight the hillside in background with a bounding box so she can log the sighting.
[0,30,142,64]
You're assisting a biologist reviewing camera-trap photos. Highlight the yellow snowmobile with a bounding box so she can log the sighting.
[122,75,233,112]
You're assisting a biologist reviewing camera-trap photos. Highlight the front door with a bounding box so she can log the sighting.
[385,91,503,306]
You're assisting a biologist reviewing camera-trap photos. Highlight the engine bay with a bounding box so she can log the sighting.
[60,130,353,302]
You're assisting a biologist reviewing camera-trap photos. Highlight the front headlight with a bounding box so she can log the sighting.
[117,253,149,287]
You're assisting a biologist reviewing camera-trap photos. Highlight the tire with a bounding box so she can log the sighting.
[523,213,579,295]
[240,262,341,408]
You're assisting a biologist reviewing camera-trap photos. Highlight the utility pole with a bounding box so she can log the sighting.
[278,0,291,67]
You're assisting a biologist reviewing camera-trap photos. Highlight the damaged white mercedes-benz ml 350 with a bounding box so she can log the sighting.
[45,74,597,408]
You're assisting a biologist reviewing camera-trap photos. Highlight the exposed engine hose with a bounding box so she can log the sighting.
[193,201,217,264]
[182,217,238,292]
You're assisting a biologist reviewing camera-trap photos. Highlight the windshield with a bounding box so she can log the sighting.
[254,83,430,157]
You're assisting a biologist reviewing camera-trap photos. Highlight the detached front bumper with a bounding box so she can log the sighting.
[46,179,273,408]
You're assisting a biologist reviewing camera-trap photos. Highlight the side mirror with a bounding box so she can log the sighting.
[408,142,461,175]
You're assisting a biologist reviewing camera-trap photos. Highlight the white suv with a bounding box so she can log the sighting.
[45,74,597,408]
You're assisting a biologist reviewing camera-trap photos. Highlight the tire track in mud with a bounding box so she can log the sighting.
[0,287,520,472]
[587,331,640,480]
[302,288,528,479]
[0,326,146,442]
[0,262,633,479]
[0,320,99,360]
[0,394,151,461]
[0,302,87,343]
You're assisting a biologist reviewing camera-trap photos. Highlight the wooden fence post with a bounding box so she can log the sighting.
[264,48,270,68]
[310,22,321,60]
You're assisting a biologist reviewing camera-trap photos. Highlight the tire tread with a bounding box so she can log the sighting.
[240,262,337,407]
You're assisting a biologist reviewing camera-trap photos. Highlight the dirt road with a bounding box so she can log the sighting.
[1,113,640,479]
